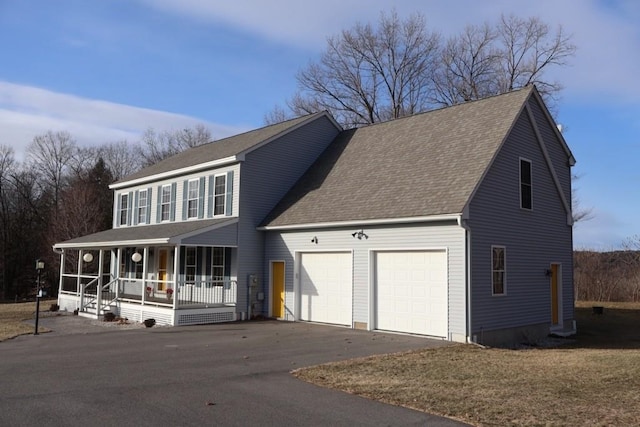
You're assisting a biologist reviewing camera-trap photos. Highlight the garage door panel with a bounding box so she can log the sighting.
[300,252,352,326]
[375,250,447,337]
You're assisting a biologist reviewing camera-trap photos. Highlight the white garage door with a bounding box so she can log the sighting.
[375,250,448,337]
[300,252,352,326]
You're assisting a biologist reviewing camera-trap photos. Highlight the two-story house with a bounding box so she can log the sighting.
[54,86,576,346]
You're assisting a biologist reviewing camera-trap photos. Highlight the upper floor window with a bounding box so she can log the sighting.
[214,175,226,216]
[137,189,148,224]
[119,193,129,226]
[520,159,532,210]
[161,185,171,221]
[492,246,506,295]
[187,179,199,219]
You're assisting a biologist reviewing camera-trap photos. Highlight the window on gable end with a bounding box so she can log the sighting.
[492,246,506,296]
[520,159,532,210]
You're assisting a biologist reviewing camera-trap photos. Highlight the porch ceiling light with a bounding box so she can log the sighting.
[83,253,94,263]
[132,252,142,263]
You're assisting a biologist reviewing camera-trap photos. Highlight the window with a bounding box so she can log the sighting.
[160,185,171,221]
[137,189,148,224]
[520,159,532,210]
[119,193,129,226]
[492,246,506,295]
[185,247,196,285]
[214,175,226,216]
[211,247,225,285]
[187,179,199,219]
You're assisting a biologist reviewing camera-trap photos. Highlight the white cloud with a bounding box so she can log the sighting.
[0,81,245,161]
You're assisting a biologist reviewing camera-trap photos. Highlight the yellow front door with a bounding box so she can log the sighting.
[272,261,285,318]
[158,249,168,291]
[550,264,559,325]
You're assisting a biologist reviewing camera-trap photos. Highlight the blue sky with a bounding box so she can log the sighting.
[0,0,638,249]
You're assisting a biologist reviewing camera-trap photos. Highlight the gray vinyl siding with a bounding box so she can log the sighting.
[264,222,467,339]
[181,222,238,246]
[467,102,574,335]
[237,116,341,315]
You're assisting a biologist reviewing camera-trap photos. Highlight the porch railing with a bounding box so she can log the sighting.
[119,279,237,308]
[60,275,237,309]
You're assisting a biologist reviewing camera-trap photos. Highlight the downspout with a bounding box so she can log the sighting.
[458,216,473,343]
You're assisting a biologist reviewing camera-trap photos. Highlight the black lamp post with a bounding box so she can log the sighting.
[34,259,45,335]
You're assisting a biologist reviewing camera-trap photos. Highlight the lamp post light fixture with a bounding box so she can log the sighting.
[34,259,45,335]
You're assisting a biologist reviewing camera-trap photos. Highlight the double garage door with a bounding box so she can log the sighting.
[299,250,447,337]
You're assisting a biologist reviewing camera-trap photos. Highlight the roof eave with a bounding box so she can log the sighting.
[258,214,462,231]
[109,155,239,189]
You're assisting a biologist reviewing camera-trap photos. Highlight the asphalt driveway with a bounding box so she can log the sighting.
[1,315,467,426]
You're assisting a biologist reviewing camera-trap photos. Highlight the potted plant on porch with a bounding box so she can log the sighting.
[166,288,174,300]
[146,286,153,297]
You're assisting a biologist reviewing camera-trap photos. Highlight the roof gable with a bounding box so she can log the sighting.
[112,112,338,188]
[262,87,538,228]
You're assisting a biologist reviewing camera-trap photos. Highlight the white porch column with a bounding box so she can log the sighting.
[173,246,180,310]
[96,250,104,313]
[78,249,84,309]
[143,246,148,295]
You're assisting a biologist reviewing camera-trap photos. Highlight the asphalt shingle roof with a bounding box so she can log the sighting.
[54,218,234,248]
[262,87,534,227]
[115,112,324,184]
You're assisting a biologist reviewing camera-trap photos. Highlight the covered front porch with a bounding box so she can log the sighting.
[53,218,241,326]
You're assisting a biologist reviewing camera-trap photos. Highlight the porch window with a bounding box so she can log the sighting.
[213,175,226,216]
[212,247,225,284]
[137,189,148,224]
[492,246,506,295]
[187,179,199,219]
[119,193,129,226]
[185,247,196,284]
[520,158,532,210]
[161,185,171,221]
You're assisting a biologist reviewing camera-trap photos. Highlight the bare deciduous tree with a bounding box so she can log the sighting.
[140,125,212,166]
[270,12,575,127]
[99,140,142,181]
[26,131,77,213]
[288,10,440,127]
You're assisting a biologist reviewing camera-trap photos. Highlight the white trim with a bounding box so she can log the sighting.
[258,214,461,231]
[109,156,239,189]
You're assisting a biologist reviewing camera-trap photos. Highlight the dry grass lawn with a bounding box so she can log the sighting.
[0,301,52,341]
[294,301,640,427]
